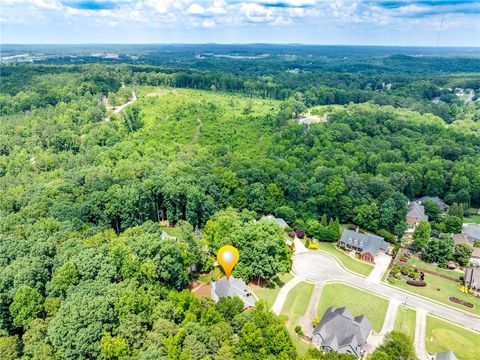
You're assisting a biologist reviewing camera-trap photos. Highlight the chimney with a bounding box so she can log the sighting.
[355,226,359,233]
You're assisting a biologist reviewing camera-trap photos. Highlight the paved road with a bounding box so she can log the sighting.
[292,251,480,332]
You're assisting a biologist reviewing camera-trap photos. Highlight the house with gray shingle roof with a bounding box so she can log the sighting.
[211,276,256,309]
[406,202,428,227]
[312,307,371,358]
[413,196,448,212]
[262,214,289,229]
[339,229,390,263]
[435,350,458,360]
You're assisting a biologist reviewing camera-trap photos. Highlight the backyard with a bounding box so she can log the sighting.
[316,242,374,277]
[280,282,315,354]
[316,283,389,332]
[393,306,416,341]
[426,315,480,360]
[250,273,294,307]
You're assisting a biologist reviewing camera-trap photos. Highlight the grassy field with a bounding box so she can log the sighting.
[426,315,480,360]
[280,282,315,355]
[464,214,480,223]
[251,273,294,307]
[316,283,389,332]
[393,306,416,341]
[405,256,463,279]
[391,272,480,316]
[317,242,373,277]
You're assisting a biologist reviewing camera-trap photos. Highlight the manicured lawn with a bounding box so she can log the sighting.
[464,214,480,224]
[317,242,373,277]
[390,272,480,316]
[281,282,315,355]
[426,315,480,360]
[316,283,389,332]
[405,256,463,279]
[251,273,294,307]
[393,306,416,341]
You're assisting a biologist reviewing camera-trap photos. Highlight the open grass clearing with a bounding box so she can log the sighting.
[426,315,480,360]
[393,306,416,341]
[280,281,315,355]
[250,273,294,307]
[316,283,389,333]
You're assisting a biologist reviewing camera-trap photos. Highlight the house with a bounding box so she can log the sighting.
[161,231,178,242]
[312,307,371,358]
[453,233,474,247]
[464,268,480,291]
[210,276,256,309]
[339,229,390,263]
[406,202,428,227]
[435,350,458,360]
[262,214,289,229]
[471,247,480,267]
[413,196,448,212]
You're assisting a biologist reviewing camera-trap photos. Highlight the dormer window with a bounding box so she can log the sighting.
[354,239,358,245]
[360,241,363,247]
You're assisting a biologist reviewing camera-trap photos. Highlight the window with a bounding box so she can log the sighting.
[360,241,363,247]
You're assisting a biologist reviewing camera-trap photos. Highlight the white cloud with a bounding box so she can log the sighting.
[202,18,215,27]
[188,3,205,15]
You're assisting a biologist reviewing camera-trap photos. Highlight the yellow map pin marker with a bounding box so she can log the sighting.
[217,245,239,280]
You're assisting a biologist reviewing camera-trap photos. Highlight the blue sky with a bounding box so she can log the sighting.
[1,1,479,45]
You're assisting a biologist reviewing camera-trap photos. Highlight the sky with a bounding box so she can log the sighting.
[1,0,479,46]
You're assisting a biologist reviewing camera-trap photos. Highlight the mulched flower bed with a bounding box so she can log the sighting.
[407,279,427,287]
[449,297,474,309]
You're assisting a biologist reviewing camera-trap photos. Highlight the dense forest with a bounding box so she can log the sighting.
[0,46,479,359]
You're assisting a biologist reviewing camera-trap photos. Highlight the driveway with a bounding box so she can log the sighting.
[367,252,392,283]
[291,251,480,332]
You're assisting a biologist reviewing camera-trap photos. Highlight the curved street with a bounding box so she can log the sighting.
[291,251,480,332]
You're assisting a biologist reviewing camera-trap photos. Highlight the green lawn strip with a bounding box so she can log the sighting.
[316,242,373,277]
[390,273,480,316]
[280,281,315,355]
[405,256,463,279]
[393,306,416,341]
[316,283,389,333]
[426,315,480,360]
[251,273,294,307]
[464,214,480,224]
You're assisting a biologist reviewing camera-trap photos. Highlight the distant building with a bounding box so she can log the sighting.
[413,196,448,212]
[406,202,428,227]
[471,247,480,267]
[312,307,371,358]
[435,350,458,360]
[464,268,480,292]
[453,233,473,247]
[161,231,178,242]
[339,229,390,263]
[210,276,256,309]
[262,214,289,229]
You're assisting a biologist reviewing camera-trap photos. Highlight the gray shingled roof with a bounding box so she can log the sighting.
[313,307,371,356]
[407,202,428,221]
[436,351,458,360]
[211,276,256,309]
[414,196,447,211]
[263,214,289,228]
[339,230,389,257]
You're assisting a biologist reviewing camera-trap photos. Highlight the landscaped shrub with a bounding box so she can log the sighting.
[308,243,319,249]
[407,279,427,287]
[312,316,320,327]
[294,325,304,336]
